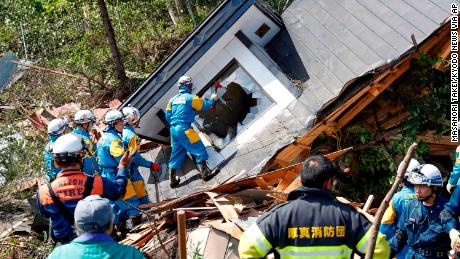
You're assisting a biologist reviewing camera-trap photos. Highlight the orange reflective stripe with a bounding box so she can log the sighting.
[191,96,203,111]
[133,180,148,198]
[184,128,200,144]
[123,179,137,200]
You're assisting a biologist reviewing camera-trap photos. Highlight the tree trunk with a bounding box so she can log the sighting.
[96,0,131,93]
[174,0,186,20]
[165,0,179,25]
[185,0,197,27]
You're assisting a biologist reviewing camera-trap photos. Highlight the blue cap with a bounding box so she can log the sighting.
[74,195,113,233]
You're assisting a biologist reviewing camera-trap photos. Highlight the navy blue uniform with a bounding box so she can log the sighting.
[389,197,457,258]
[239,187,389,258]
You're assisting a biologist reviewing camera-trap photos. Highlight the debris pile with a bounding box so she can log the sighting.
[122,148,371,258]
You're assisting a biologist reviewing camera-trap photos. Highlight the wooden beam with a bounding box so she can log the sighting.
[255,177,272,190]
[177,210,187,259]
[275,170,300,192]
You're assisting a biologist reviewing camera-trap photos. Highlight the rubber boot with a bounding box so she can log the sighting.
[169,168,180,188]
[197,162,213,181]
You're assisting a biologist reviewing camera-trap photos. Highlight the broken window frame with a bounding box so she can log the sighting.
[194,59,275,151]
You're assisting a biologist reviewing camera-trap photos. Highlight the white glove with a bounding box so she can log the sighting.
[450,229,460,249]
[211,93,218,101]
[447,183,456,194]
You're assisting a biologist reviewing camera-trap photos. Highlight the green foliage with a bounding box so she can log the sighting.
[0,0,210,103]
[393,53,451,138]
[0,234,53,259]
[188,240,204,259]
[334,53,448,201]
[0,109,46,193]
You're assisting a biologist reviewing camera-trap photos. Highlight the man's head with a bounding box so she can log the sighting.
[177,75,193,93]
[48,118,68,136]
[301,155,337,189]
[74,195,113,235]
[103,109,124,133]
[122,106,141,128]
[52,133,85,168]
[408,164,442,202]
[74,110,96,132]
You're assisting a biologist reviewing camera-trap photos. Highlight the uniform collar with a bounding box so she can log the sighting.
[124,124,135,132]
[178,88,190,94]
[73,233,115,244]
[287,186,335,201]
[57,169,84,177]
[73,128,90,137]
[104,127,121,136]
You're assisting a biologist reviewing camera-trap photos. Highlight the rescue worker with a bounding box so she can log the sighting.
[37,133,130,244]
[165,75,218,188]
[443,184,460,252]
[389,164,458,258]
[97,109,139,225]
[380,158,420,259]
[44,118,68,182]
[447,145,460,193]
[48,195,145,259]
[238,155,390,259]
[73,110,100,176]
[121,106,160,206]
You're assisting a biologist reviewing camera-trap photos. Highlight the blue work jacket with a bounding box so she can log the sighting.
[73,128,100,176]
[389,197,457,258]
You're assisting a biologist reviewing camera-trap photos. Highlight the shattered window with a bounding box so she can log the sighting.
[196,62,273,150]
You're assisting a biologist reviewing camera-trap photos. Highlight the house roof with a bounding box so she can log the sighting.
[274,0,456,112]
[130,0,455,201]
[120,0,282,117]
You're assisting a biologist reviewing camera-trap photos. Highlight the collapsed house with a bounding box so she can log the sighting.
[0,0,456,257]
[121,0,456,200]
[116,0,457,257]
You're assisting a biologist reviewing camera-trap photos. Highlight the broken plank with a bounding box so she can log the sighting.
[202,221,243,240]
[173,207,217,211]
[324,147,353,160]
[205,192,239,223]
[255,177,272,190]
[275,170,299,192]
[363,195,375,213]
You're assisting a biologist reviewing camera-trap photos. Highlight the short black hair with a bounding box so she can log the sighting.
[301,155,337,188]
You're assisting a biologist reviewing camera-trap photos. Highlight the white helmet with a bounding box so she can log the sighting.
[177,75,193,88]
[74,110,96,124]
[48,118,68,136]
[408,164,443,187]
[52,133,84,162]
[122,106,141,125]
[103,109,123,125]
[398,159,421,178]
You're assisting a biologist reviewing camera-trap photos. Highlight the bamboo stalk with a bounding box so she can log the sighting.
[365,143,417,258]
